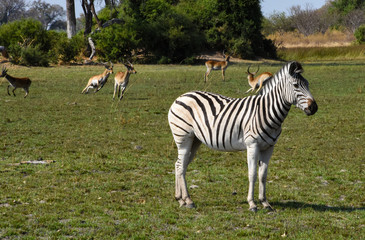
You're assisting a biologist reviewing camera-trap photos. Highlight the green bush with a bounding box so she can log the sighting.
[354,24,365,44]
[51,32,84,63]
[0,19,51,52]
[0,19,52,66]
[93,22,140,61]
[20,45,50,67]
[0,19,84,65]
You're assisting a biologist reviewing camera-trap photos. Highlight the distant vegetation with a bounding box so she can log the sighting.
[0,0,365,65]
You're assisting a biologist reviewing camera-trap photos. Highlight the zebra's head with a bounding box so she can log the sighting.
[285,62,318,116]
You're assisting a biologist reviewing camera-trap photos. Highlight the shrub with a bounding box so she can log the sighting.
[354,24,365,44]
[0,19,52,66]
[20,45,50,67]
[93,23,140,61]
[0,19,84,65]
[51,32,84,63]
[0,19,51,52]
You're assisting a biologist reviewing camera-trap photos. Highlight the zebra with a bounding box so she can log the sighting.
[168,61,318,212]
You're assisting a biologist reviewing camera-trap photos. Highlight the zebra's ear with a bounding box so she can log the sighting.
[289,61,304,75]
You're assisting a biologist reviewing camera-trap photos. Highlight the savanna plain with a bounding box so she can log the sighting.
[0,60,364,239]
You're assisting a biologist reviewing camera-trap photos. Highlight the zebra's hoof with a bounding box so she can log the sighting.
[177,199,186,208]
[185,203,196,209]
[264,206,275,212]
[249,207,258,213]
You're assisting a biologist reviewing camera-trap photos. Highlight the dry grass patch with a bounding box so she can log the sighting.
[268,30,355,48]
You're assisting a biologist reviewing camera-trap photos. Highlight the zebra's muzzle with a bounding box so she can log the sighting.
[304,99,318,116]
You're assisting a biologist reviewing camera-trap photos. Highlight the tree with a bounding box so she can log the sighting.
[27,0,65,30]
[330,0,365,16]
[66,0,76,38]
[290,4,322,36]
[82,0,94,37]
[343,8,365,33]
[0,0,25,25]
[82,0,103,35]
[262,11,295,36]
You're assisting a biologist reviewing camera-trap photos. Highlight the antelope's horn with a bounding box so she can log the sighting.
[247,65,252,74]
[254,65,260,75]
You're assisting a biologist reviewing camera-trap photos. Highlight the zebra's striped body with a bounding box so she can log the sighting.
[168,61,318,211]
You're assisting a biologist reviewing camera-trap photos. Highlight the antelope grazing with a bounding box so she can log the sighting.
[113,62,137,100]
[246,65,272,93]
[0,66,31,98]
[204,51,230,82]
[81,62,113,94]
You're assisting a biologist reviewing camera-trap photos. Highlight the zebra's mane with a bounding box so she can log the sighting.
[257,61,303,95]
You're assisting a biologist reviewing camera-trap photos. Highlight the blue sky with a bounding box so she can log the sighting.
[261,0,328,16]
[46,0,327,18]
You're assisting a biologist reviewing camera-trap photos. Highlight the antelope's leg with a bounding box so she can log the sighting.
[82,85,91,94]
[24,88,29,98]
[205,68,211,82]
[245,88,253,93]
[113,83,118,100]
[222,69,225,81]
[119,87,126,100]
[256,79,265,93]
[246,145,259,212]
[7,85,11,96]
[12,87,16,96]
[259,146,274,211]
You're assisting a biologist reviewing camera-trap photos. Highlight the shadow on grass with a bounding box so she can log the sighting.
[272,201,365,212]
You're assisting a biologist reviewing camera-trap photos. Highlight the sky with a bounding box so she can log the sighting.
[42,0,328,18]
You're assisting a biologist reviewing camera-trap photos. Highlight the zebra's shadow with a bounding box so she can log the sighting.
[271,201,365,212]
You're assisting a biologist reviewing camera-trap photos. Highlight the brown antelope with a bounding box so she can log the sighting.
[0,66,31,98]
[113,62,137,100]
[81,62,113,94]
[246,65,273,93]
[204,51,230,82]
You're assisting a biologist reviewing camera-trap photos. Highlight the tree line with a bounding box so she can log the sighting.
[263,0,365,38]
[0,0,364,66]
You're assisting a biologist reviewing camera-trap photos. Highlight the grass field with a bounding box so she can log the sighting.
[0,61,364,239]
[278,45,365,62]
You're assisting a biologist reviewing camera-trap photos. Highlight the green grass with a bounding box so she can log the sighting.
[278,45,365,61]
[0,61,364,239]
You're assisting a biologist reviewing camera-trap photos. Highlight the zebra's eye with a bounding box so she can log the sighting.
[293,83,299,88]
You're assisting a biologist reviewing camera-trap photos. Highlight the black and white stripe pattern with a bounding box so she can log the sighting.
[168,61,318,211]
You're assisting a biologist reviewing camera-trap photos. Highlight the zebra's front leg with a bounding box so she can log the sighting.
[246,145,259,212]
[259,146,275,211]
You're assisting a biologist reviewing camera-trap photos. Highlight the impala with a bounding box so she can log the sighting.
[0,66,31,98]
[246,65,272,93]
[204,51,230,82]
[113,62,137,100]
[82,62,113,94]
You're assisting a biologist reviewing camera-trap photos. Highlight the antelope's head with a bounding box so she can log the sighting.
[286,62,318,116]
[109,62,114,74]
[246,65,259,82]
[104,62,114,75]
[223,50,230,62]
[0,66,8,78]
[124,61,137,74]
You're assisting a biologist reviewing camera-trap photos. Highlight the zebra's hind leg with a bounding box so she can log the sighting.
[258,146,275,211]
[175,136,201,208]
